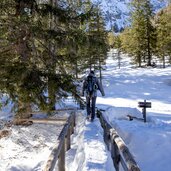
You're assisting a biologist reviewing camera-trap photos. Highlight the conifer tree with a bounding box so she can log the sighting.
[0,0,39,118]
[143,0,156,66]
[0,0,92,118]
[82,3,108,74]
[155,5,171,67]
[127,0,156,66]
[73,1,108,79]
[107,32,115,49]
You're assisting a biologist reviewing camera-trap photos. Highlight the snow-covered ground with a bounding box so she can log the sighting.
[96,50,171,171]
[1,49,171,171]
[0,111,70,171]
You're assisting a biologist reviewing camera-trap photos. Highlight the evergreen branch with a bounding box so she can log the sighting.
[0,44,17,54]
[38,4,74,23]
[75,5,95,23]
[34,38,67,74]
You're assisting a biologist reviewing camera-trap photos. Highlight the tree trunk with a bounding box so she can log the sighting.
[16,97,32,119]
[15,0,32,119]
[118,50,121,69]
[75,60,78,79]
[146,21,152,66]
[99,59,102,84]
[137,51,141,67]
[162,55,165,68]
[47,0,57,111]
[48,77,56,111]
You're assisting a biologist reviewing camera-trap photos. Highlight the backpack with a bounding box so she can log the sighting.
[86,75,98,95]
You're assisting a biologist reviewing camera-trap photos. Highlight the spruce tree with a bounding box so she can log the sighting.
[155,5,171,67]
[0,0,107,118]
[128,0,156,66]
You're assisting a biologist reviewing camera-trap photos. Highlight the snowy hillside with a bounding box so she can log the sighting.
[92,0,169,31]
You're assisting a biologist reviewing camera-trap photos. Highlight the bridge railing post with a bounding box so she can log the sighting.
[58,142,65,171]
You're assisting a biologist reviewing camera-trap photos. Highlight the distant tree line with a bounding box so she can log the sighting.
[0,0,108,118]
[108,0,171,68]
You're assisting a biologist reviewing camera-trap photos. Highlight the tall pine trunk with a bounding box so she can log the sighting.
[147,26,152,66]
[15,0,33,119]
[16,96,32,119]
[47,0,57,111]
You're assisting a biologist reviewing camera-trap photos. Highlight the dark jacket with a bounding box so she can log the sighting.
[82,72,105,97]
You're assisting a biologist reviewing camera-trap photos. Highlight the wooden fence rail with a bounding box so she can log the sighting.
[43,112,75,171]
[13,118,67,125]
[97,110,140,171]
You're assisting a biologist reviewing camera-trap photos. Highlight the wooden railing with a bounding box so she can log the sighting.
[97,110,141,171]
[43,112,75,171]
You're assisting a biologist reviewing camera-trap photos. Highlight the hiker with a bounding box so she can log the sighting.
[81,70,105,121]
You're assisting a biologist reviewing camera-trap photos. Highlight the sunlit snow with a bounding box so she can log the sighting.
[1,49,171,171]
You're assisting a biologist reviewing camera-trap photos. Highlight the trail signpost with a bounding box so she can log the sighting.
[127,100,152,122]
[138,100,151,122]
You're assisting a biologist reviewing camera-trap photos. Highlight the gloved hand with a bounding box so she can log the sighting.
[102,93,105,97]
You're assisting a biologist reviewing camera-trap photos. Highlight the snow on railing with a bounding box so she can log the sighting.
[97,110,141,171]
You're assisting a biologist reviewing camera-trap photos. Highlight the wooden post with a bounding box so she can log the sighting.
[104,125,110,150]
[111,141,120,171]
[58,143,65,171]
[43,112,76,171]
[142,107,146,123]
[73,112,76,128]
[110,132,120,171]
[138,100,151,123]
[114,142,120,171]
[143,100,146,122]
[71,117,75,134]
[65,126,71,151]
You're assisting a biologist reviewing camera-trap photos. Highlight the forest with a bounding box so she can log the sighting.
[109,0,171,68]
[0,0,171,119]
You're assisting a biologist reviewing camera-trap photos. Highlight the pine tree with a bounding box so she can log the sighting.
[72,1,108,79]
[82,4,108,73]
[127,0,156,66]
[155,5,171,67]
[143,0,156,66]
[0,0,107,118]
[107,32,115,49]
[0,0,39,118]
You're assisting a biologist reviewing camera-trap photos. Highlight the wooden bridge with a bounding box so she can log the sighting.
[41,99,140,171]
[5,99,140,171]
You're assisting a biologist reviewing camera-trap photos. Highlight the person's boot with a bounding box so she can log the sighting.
[86,115,90,120]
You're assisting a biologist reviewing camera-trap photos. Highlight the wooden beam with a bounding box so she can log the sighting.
[13,118,67,125]
[30,108,77,115]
